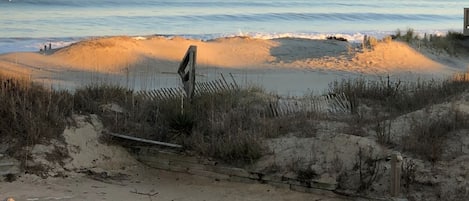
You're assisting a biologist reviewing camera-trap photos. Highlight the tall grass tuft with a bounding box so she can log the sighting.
[73,84,285,165]
[402,108,469,162]
[394,29,467,56]
[4,70,468,167]
[329,75,469,115]
[0,74,73,160]
[158,87,270,165]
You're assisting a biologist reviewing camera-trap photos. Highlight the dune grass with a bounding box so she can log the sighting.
[0,75,73,162]
[402,108,469,162]
[73,84,306,165]
[1,70,469,168]
[330,73,469,162]
[329,73,469,115]
[393,28,467,56]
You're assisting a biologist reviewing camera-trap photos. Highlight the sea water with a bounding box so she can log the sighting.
[0,0,466,53]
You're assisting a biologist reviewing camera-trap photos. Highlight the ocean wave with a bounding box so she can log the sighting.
[3,0,461,10]
[159,12,460,23]
[2,0,291,8]
[0,37,80,54]
[173,30,455,42]
[1,0,464,39]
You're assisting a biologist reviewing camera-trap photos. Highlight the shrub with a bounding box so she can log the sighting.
[329,75,469,115]
[395,29,466,56]
[81,84,275,165]
[0,74,73,162]
[362,35,379,50]
[382,35,393,43]
[404,28,415,43]
[183,88,269,164]
[368,36,379,49]
[402,117,450,162]
[189,129,264,165]
[401,159,417,192]
[355,147,383,192]
[73,84,133,114]
[340,146,384,193]
[393,28,416,43]
[402,109,469,162]
[374,119,392,145]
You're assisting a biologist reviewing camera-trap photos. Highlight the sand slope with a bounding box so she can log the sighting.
[0,36,466,93]
[51,36,277,72]
[1,36,463,74]
[353,41,449,73]
[2,114,345,201]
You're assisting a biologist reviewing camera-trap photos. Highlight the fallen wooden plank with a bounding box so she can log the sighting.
[103,132,183,148]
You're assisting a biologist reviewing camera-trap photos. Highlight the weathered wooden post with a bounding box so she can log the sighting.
[178,45,197,102]
[390,152,403,197]
[362,35,368,50]
[464,8,469,36]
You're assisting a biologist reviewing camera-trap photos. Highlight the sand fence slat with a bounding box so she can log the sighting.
[229,73,239,90]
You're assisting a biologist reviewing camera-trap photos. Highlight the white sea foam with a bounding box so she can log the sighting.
[132,36,147,40]
[0,29,461,54]
[0,38,79,54]
[180,29,460,43]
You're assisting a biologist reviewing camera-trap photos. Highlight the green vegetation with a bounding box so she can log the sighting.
[393,28,467,56]
[330,73,469,161]
[402,108,469,162]
[0,75,73,160]
[1,71,469,168]
[0,75,301,165]
[329,74,469,115]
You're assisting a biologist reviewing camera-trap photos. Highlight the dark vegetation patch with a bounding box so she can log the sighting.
[394,29,468,56]
[329,74,469,116]
[1,69,468,169]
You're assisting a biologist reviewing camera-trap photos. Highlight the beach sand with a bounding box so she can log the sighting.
[1,114,346,201]
[0,36,466,94]
[2,168,343,201]
[1,36,468,200]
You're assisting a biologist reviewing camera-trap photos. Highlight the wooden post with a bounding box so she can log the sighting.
[465,8,469,36]
[390,152,403,197]
[178,45,197,102]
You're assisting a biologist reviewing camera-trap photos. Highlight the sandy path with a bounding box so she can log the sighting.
[0,114,347,201]
[0,167,346,201]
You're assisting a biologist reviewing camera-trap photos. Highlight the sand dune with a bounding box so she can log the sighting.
[353,41,450,73]
[1,36,462,73]
[51,36,277,72]
[0,36,466,92]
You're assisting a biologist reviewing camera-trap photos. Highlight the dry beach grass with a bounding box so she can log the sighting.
[1,32,469,200]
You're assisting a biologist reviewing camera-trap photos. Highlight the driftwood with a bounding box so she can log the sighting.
[103,131,182,148]
[130,189,159,201]
[130,189,159,196]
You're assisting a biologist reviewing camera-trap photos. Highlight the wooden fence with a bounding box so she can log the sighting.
[136,74,239,101]
[267,93,351,117]
[136,71,351,115]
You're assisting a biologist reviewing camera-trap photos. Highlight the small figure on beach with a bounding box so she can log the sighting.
[44,45,47,52]
[49,43,52,50]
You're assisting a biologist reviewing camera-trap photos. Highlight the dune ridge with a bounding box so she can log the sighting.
[0,36,466,92]
[2,36,462,73]
[50,36,277,72]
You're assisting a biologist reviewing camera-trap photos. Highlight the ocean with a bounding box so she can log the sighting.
[0,0,467,53]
